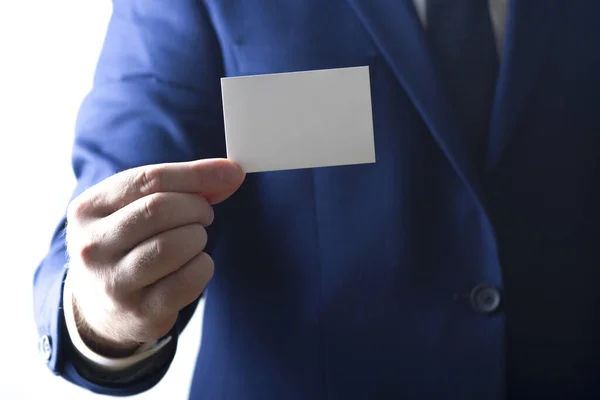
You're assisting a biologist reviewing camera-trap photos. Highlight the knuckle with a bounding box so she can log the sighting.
[69,226,110,266]
[152,235,170,257]
[76,237,102,265]
[67,197,88,223]
[142,192,167,220]
[136,166,163,195]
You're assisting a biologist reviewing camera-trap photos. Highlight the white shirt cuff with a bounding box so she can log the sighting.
[62,271,172,372]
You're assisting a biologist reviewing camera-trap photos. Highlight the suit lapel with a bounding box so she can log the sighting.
[346,0,484,205]
[485,0,563,173]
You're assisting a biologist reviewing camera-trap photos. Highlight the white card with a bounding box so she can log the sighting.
[221,66,376,173]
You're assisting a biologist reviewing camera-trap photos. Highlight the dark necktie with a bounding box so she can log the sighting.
[426,0,499,169]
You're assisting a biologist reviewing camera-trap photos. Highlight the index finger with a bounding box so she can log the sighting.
[79,158,245,217]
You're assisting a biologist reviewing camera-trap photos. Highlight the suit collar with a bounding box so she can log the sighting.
[346,0,563,205]
[346,0,485,206]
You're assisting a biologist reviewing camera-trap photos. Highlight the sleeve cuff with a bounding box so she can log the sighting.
[62,270,172,372]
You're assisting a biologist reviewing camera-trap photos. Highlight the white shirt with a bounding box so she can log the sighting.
[64,0,509,372]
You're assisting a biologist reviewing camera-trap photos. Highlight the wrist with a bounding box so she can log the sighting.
[63,272,174,372]
[70,293,141,357]
[64,266,142,357]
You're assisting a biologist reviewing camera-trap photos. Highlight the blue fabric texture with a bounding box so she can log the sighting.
[33,1,600,399]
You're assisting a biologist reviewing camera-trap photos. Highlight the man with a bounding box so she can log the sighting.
[33,0,600,398]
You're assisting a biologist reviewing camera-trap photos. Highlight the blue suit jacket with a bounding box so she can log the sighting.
[33,1,600,398]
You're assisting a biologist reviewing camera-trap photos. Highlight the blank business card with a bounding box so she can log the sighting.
[221,66,376,173]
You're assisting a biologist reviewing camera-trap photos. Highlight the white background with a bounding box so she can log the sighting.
[0,2,202,399]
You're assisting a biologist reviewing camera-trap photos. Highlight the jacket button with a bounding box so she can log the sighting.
[470,284,501,314]
[39,335,52,361]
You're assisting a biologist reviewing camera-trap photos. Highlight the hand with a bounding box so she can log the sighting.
[65,159,245,356]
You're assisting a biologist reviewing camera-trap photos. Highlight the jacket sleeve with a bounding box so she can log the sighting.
[32,1,226,396]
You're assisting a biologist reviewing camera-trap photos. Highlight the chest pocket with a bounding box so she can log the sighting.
[208,1,378,76]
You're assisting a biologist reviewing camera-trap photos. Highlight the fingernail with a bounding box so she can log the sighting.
[219,162,244,184]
